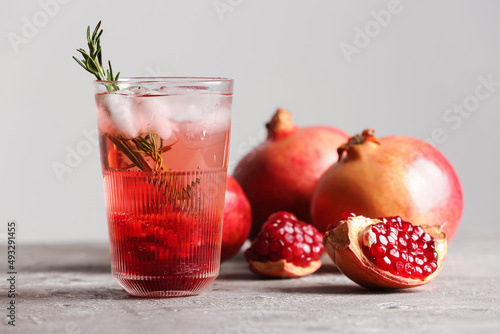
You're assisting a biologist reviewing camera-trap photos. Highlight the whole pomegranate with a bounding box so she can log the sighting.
[311,129,463,241]
[221,175,252,262]
[234,108,349,239]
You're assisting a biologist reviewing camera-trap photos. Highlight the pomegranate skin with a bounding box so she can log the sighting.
[234,109,349,239]
[311,130,463,241]
[221,176,252,262]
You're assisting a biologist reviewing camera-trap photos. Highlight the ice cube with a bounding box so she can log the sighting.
[171,103,205,123]
[133,95,179,143]
[102,93,139,138]
[177,96,231,149]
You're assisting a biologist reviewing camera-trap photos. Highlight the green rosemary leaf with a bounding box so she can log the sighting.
[86,25,91,44]
[92,21,101,40]
[72,56,91,73]
[108,60,114,80]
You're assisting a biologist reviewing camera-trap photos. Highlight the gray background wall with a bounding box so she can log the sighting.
[1,0,499,243]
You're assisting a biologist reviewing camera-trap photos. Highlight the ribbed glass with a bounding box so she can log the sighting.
[104,169,226,297]
[93,77,232,297]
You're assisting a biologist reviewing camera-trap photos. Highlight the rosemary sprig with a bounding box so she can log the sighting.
[72,21,120,92]
[74,21,200,204]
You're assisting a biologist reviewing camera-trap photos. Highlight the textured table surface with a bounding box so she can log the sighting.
[1,231,500,334]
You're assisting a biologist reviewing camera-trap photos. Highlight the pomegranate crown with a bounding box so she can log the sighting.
[337,129,380,161]
[266,108,297,139]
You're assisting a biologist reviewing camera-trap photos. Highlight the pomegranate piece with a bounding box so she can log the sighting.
[244,211,324,278]
[324,214,447,289]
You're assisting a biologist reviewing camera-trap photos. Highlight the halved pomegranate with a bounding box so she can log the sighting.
[245,212,324,278]
[324,214,447,289]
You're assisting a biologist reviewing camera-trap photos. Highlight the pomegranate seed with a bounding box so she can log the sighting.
[425,250,438,261]
[284,225,294,234]
[388,247,399,261]
[415,255,425,266]
[402,221,413,233]
[281,246,294,262]
[423,264,433,276]
[399,231,410,240]
[361,216,439,280]
[376,256,392,271]
[388,221,401,230]
[398,237,407,247]
[387,233,397,244]
[378,235,388,246]
[268,227,284,239]
[269,239,284,252]
[302,225,315,236]
[413,226,424,237]
[304,234,313,244]
[391,261,404,275]
[415,265,423,278]
[311,245,322,259]
[415,248,424,256]
[371,225,386,235]
[256,240,269,256]
[283,233,295,245]
[421,233,432,243]
[371,244,387,257]
[295,233,304,243]
[403,263,415,277]
[292,243,304,257]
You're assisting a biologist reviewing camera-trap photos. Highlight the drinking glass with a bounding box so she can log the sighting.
[93,77,233,297]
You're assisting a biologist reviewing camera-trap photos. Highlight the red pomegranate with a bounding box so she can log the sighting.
[221,176,252,262]
[234,109,349,239]
[244,211,324,278]
[324,214,447,289]
[311,129,463,241]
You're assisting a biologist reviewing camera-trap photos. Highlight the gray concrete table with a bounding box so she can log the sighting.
[2,231,500,334]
